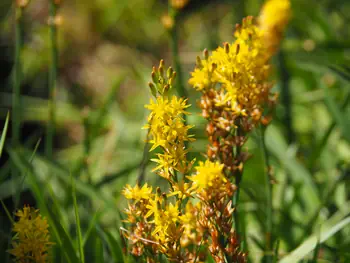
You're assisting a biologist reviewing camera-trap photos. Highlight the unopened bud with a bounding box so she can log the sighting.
[151,71,157,84]
[148,82,157,97]
[196,56,202,68]
[203,49,209,60]
[16,0,29,8]
[163,84,170,94]
[167,67,173,79]
[224,42,230,54]
[236,44,240,55]
[156,187,161,196]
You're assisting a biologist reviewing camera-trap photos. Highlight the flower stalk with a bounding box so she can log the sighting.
[46,0,60,158]
[168,1,188,100]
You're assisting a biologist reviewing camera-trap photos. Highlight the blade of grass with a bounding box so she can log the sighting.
[95,162,142,188]
[83,209,103,247]
[19,148,117,209]
[11,2,25,224]
[72,175,85,263]
[322,83,350,143]
[279,216,350,263]
[7,147,79,263]
[0,111,9,158]
[308,90,350,167]
[273,239,280,263]
[265,125,321,212]
[168,4,188,104]
[278,50,294,144]
[0,199,14,224]
[96,225,125,263]
[46,0,60,158]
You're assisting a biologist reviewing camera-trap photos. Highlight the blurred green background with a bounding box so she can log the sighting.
[0,0,350,262]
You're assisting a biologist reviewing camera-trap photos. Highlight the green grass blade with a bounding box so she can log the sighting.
[18,148,117,210]
[0,199,14,224]
[7,147,79,263]
[265,125,321,211]
[279,216,350,263]
[72,175,85,263]
[323,84,350,143]
[83,209,103,247]
[96,225,125,263]
[0,111,9,158]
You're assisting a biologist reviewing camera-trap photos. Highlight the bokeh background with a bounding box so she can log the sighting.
[0,0,350,262]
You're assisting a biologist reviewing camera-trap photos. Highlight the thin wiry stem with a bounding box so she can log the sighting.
[46,0,59,158]
[260,125,273,263]
[233,123,244,242]
[9,6,25,257]
[278,50,294,144]
[12,2,25,223]
[12,6,22,149]
[169,8,188,114]
[137,131,150,185]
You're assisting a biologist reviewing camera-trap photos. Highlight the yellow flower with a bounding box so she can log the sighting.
[170,0,190,10]
[188,160,226,192]
[8,206,53,263]
[259,0,291,53]
[188,59,217,91]
[145,94,194,178]
[122,183,153,201]
[167,181,194,199]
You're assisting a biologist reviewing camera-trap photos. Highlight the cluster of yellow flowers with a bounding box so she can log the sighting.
[259,0,292,54]
[122,0,291,262]
[8,206,53,263]
[144,60,195,180]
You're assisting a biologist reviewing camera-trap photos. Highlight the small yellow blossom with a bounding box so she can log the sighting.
[145,94,194,178]
[8,206,53,263]
[188,160,227,192]
[170,0,190,10]
[259,0,291,53]
[122,183,153,201]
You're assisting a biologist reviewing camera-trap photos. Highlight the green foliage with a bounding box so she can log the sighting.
[0,0,350,262]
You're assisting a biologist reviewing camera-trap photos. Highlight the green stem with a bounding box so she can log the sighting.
[83,115,92,184]
[309,91,350,167]
[11,3,24,220]
[46,0,59,158]
[233,125,243,238]
[137,131,150,185]
[169,9,187,101]
[278,51,294,144]
[261,126,273,263]
[9,8,24,261]
[13,7,23,148]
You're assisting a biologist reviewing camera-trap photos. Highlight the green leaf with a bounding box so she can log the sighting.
[323,84,350,143]
[279,216,350,263]
[0,111,9,158]
[72,175,85,263]
[265,125,321,212]
[97,225,125,263]
[7,147,80,263]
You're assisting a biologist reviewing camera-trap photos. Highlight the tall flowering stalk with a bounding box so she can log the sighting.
[188,0,290,260]
[8,206,53,263]
[46,0,61,158]
[122,61,197,262]
[122,1,290,262]
[122,61,247,262]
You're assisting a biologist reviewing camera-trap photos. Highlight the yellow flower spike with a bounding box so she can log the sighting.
[258,0,291,54]
[170,0,190,10]
[8,205,53,263]
[122,183,153,201]
[144,72,194,178]
[188,160,227,197]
